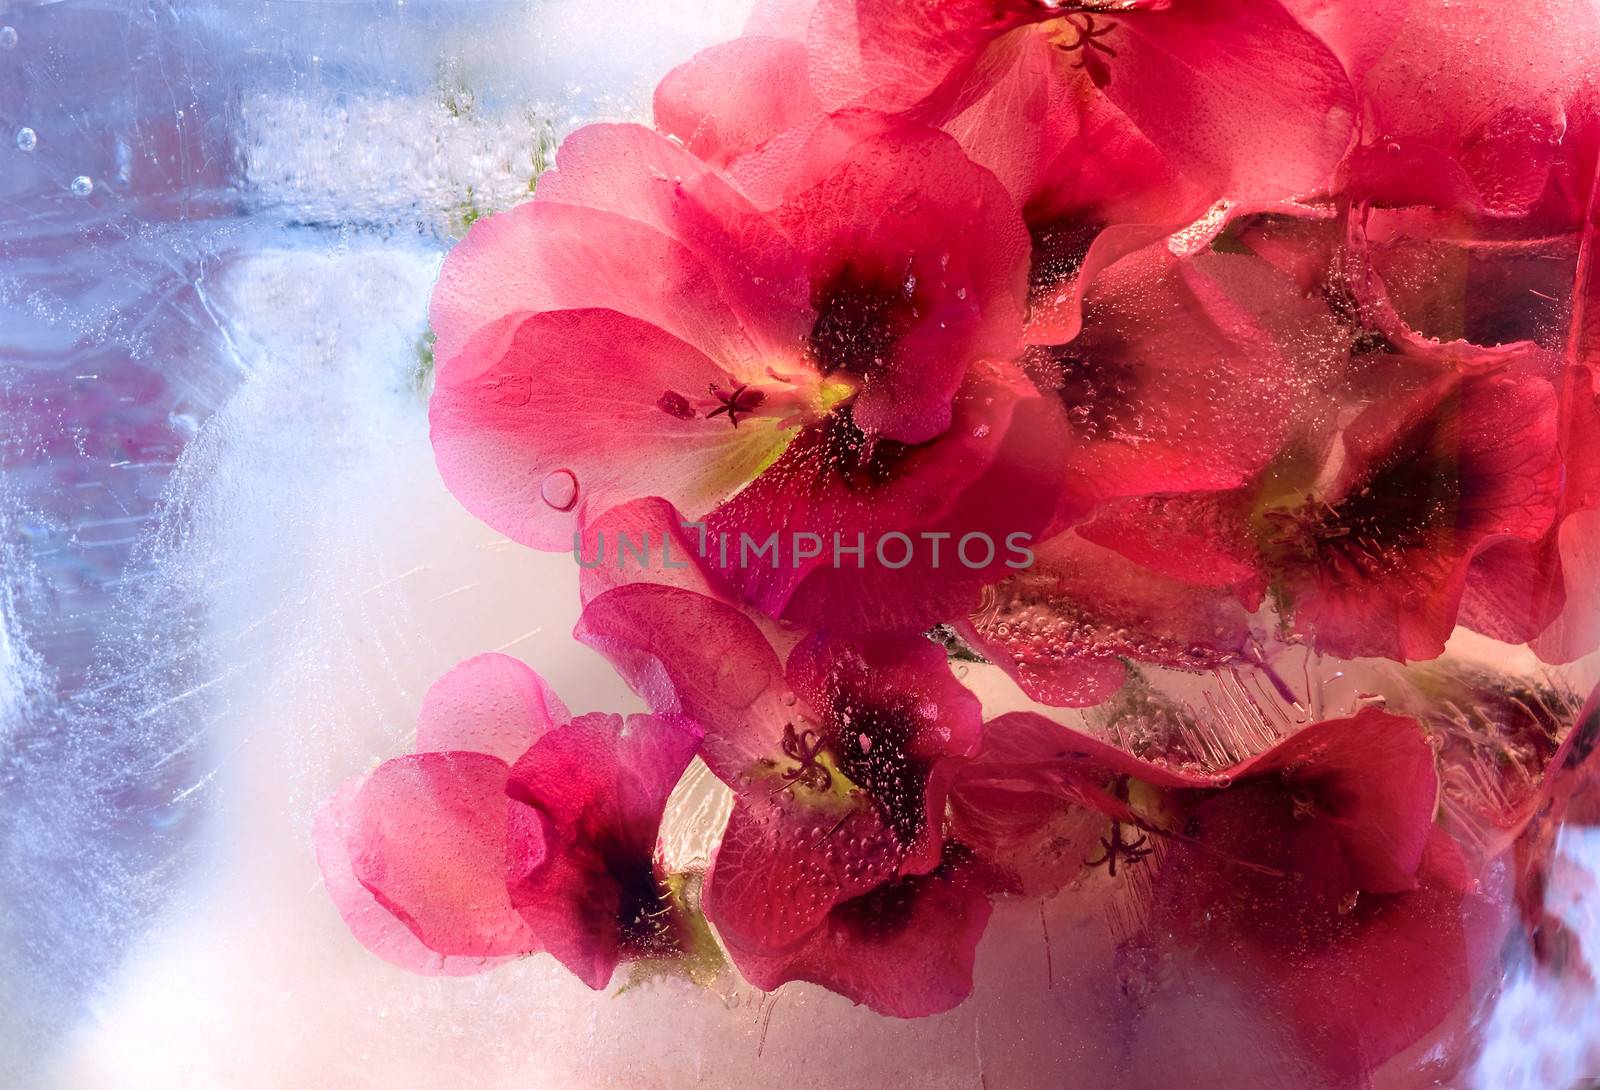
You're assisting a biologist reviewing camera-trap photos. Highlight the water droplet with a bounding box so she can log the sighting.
[15,126,36,152]
[70,175,94,198]
[539,468,578,511]
[0,26,17,50]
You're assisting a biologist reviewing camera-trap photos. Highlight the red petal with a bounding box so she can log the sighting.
[430,198,763,375]
[533,123,813,359]
[711,850,994,1018]
[1229,709,1439,893]
[1101,0,1356,199]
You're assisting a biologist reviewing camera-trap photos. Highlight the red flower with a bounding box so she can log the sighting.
[430,113,1027,534]
[315,654,703,989]
[575,581,993,1015]
[1090,367,1562,662]
[1270,370,1561,660]
[952,708,1511,1085]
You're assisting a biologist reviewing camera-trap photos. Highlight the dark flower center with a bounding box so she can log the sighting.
[609,852,679,958]
[827,700,931,848]
[1309,414,1461,583]
[1026,212,1102,299]
[807,263,917,383]
[1024,340,1139,439]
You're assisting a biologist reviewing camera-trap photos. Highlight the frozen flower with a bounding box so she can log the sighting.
[951,707,1510,1085]
[575,581,993,1015]
[315,653,703,988]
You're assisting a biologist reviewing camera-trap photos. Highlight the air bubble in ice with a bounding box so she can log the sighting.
[0,26,17,50]
[16,126,36,152]
[539,468,578,511]
[70,175,94,198]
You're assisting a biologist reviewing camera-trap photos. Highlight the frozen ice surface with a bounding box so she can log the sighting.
[0,2,1596,1088]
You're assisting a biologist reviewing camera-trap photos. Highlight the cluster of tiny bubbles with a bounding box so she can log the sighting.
[15,126,35,152]
[69,175,94,198]
[0,25,17,50]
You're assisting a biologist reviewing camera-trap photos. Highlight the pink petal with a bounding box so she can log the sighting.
[415,653,569,764]
[313,780,525,976]
[1345,0,1600,217]
[429,198,762,374]
[574,583,792,781]
[532,123,813,359]
[1097,0,1356,199]
[430,308,793,551]
[343,752,540,960]
[654,38,823,169]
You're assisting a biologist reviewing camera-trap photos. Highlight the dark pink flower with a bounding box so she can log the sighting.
[1268,370,1561,660]
[430,115,1060,631]
[505,710,703,989]
[804,0,1355,203]
[315,653,704,989]
[574,581,992,1015]
[952,708,1510,1085]
[430,114,1029,540]
[1092,367,1562,662]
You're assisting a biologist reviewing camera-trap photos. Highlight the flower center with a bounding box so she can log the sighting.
[807,262,918,384]
[657,368,857,430]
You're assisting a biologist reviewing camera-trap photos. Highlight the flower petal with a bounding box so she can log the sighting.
[415,652,569,764]
[343,751,540,960]
[430,308,792,551]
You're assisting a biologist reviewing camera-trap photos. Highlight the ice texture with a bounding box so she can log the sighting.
[1,2,1596,1089]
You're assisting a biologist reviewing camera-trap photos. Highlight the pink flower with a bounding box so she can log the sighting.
[951,708,1510,1085]
[505,710,704,989]
[575,581,993,1015]
[1087,368,1563,662]
[429,114,1062,630]
[315,654,703,988]
[313,654,564,973]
